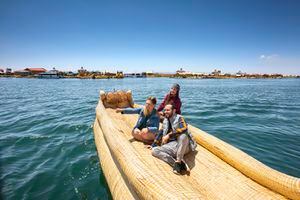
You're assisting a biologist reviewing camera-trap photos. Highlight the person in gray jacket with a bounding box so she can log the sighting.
[151,104,197,174]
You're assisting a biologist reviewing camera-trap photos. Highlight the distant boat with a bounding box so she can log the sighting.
[124,73,146,78]
[93,90,300,200]
[37,68,60,79]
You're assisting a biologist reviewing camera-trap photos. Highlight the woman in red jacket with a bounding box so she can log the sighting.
[157,83,182,116]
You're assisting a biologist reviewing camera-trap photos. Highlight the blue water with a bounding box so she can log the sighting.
[1,78,300,199]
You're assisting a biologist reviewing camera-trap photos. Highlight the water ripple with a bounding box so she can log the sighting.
[1,78,300,199]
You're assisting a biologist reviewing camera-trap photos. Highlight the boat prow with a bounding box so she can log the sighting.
[94,90,300,200]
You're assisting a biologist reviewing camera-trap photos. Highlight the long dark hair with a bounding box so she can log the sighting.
[166,84,180,104]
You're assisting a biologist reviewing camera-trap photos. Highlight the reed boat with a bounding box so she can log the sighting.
[93,90,300,200]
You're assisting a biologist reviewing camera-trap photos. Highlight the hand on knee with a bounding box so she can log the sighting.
[141,128,149,134]
[132,128,140,136]
[140,128,150,139]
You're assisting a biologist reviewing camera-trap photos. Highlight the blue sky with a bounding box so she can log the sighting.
[0,0,299,74]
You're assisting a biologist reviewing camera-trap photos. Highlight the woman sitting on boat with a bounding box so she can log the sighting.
[116,96,159,144]
[157,83,182,118]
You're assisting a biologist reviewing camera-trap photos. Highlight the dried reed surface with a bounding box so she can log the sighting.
[93,90,299,200]
[93,120,139,199]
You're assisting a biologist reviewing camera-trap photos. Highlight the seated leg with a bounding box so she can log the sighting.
[152,141,177,166]
[140,128,155,144]
[131,128,144,141]
[176,134,190,162]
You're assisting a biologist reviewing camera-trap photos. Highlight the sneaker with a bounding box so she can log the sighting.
[173,162,182,175]
[180,160,190,172]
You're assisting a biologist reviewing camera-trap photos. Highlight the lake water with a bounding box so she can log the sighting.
[1,77,300,199]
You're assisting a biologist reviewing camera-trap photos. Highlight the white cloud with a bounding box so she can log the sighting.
[259,54,279,60]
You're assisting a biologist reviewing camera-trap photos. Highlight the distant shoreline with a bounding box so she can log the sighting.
[1,74,299,79]
[2,67,299,79]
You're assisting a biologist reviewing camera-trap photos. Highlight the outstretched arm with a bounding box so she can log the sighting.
[116,107,142,114]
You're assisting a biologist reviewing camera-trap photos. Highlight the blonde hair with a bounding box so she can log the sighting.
[144,107,150,116]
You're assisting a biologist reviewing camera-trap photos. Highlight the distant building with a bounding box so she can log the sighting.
[176,68,186,74]
[14,68,46,76]
[0,69,4,74]
[65,71,76,76]
[236,70,246,77]
[192,72,205,76]
[24,68,47,75]
[14,69,31,76]
[176,68,195,75]
[37,67,60,78]
[211,69,221,76]
[6,68,12,74]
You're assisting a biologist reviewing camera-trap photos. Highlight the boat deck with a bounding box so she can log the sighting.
[94,107,287,199]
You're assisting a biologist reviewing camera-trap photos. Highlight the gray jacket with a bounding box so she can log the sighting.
[152,113,197,151]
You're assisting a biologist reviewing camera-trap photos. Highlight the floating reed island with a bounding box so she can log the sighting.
[93,90,300,200]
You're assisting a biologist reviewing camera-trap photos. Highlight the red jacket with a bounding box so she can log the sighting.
[157,94,182,114]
